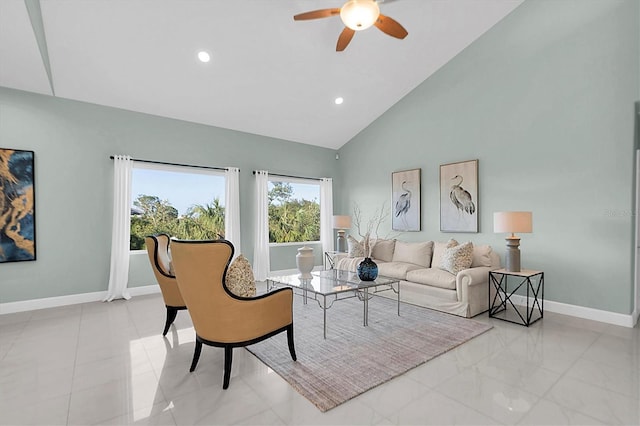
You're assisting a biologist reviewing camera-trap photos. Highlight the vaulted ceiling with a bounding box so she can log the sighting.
[0,0,523,149]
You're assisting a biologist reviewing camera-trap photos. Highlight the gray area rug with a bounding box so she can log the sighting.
[246,293,492,412]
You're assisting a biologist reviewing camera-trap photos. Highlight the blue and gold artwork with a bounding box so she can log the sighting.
[0,149,36,262]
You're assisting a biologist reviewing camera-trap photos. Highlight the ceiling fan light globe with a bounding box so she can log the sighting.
[340,0,380,31]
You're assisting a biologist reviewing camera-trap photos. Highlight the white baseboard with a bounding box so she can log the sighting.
[1,278,636,329]
[0,285,160,315]
[129,285,162,297]
[509,294,635,328]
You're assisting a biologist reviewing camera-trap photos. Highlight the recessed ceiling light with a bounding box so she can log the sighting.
[197,51,211,63]
[335,97,344,105]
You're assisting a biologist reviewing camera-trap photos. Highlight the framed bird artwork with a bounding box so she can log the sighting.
[392,168,421,231]
[440,160,478,233]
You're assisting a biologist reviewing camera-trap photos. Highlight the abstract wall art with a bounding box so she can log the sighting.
[440,159,478,233]
[392,168,421,231]
[0,148,36,262]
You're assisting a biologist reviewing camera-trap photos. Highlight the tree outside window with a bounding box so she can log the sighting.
[268,180,320,243]
[129,166,225,250]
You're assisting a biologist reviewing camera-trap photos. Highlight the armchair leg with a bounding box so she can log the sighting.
[163,307,179,336]
[190,340,203,372]
[223,347,233,389]
[287,324,297,361]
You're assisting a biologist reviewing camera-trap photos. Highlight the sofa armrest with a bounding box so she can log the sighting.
[455,266,492,304]
[456,266,492,288]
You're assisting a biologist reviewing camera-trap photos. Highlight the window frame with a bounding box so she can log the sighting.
[129,161,226,253]
[267,175,321,246]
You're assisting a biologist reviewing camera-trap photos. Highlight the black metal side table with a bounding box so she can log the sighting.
[489,268,544,326]
[323,251,346,270]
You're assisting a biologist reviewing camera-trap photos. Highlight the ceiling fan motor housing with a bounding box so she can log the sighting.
[340,0,380,31]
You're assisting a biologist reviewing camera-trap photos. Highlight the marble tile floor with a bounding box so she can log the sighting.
[1,291,639,426]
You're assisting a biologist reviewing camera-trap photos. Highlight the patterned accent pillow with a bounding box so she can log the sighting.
[431,239,458,269]
[225,254,256,297]
[439,241,474,275]
[347,235,365,258]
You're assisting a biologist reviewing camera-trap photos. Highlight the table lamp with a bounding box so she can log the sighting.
[493,211,532,272]
[332,215,351,252]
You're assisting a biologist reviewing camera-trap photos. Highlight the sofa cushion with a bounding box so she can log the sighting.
[347,235,365,257]
[377,262,423,281]
[431,239,458,269]
[337,256,362,272]
[391,241,434,268]
[440,241,474,275]
[406,268,456,290]
[225,254,256,297]
[471,245,493,267]
[371,239,396,262]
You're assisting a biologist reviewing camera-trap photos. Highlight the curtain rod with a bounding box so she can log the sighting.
[109,156,230,171]
[252,170,322,181]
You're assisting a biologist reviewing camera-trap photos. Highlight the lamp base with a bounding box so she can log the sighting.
[336,230,347,252]
[505,237,521,272]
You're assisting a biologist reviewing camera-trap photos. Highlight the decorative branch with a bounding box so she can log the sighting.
[352,202,390,257]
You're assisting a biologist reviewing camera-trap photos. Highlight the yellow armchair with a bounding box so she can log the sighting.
[170,239,297,389]
[145,234,187,336]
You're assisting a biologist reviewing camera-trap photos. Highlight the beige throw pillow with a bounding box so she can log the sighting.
[347,235,365,258]
[431,239,458,269]
[440,242,474,275]
[392,241,434,268]
[471,245,493,267]
[225,254,256,297]
[371,239,396,262]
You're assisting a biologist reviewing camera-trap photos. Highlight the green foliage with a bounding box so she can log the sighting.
[130,184,321,248]
[268,183,320,243]
[268,182,293,204]
[130,194,225,250]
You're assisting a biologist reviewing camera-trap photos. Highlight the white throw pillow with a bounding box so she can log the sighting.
[225,254,257,297]
[371,239,396,262]
[471,245,493,267]
[392,241,434,268]
[347,235,365,258]
[439,242,474,275]
[431,239,458,269]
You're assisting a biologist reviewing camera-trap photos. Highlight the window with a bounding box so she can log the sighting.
[130,163,225,250]
[268,177,320,244]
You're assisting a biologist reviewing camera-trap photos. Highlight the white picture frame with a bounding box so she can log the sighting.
[440,160,478,233]
[392,168,421,231]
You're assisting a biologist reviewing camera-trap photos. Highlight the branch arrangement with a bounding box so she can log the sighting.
[352,202,390,257]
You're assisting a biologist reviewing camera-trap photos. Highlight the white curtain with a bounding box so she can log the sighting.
[225,167,241,259]
[253,170,270,281]
[320,178,334,253]
[105,155,133,302]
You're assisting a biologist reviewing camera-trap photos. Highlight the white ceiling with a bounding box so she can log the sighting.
[0,0,523,149]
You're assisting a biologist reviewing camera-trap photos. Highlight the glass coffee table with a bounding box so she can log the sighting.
[267,269,400,339]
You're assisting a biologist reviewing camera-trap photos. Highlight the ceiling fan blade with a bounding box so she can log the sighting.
[294,8,341,21]
[336,27,355,51]
[374,14,408,39]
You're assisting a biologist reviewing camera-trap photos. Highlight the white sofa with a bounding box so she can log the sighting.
[336,239,500,318]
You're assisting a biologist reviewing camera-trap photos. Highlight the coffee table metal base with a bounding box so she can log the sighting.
[267,277,400,339]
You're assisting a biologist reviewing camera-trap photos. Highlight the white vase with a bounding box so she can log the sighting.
[296,246,314,279]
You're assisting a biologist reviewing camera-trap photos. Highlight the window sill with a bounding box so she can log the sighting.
[269,241,321,247]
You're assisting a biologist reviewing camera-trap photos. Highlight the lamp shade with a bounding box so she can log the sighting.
[332,215,351,229]
[493,211,532,234]
[340,0,380,31]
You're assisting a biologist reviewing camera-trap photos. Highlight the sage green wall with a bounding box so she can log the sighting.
[0,88,338,303]
[338,0,639,315]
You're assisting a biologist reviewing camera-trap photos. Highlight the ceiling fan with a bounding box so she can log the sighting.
[294,0,408,52]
